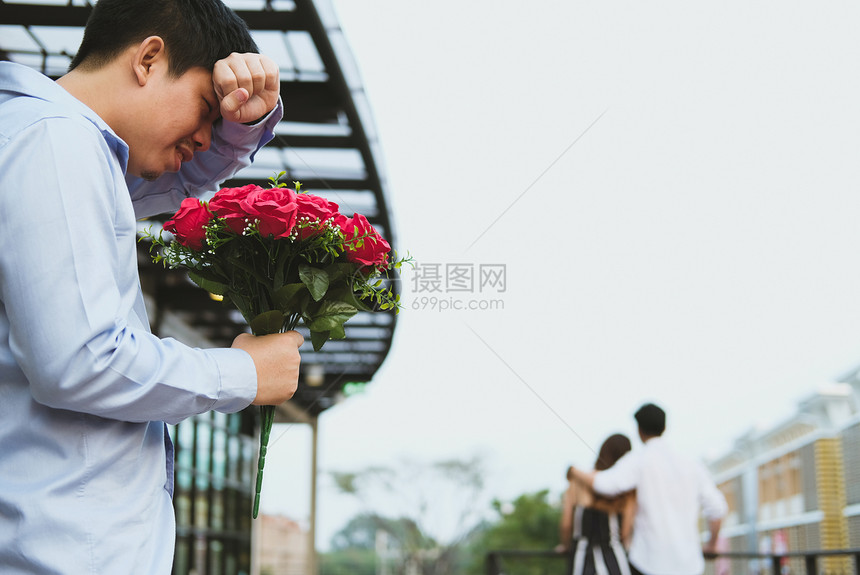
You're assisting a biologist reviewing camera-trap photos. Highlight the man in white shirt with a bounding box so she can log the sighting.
[571,403,727,575]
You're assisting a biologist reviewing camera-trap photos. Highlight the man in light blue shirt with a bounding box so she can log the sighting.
[0,0,303,572]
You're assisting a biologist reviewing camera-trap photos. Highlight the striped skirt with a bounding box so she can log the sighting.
[569,506,631,575]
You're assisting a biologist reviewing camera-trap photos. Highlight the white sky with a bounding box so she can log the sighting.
[260,0,860,549]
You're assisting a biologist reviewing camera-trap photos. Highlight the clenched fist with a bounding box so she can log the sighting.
[213,52,280,124]
[232,331,303,405]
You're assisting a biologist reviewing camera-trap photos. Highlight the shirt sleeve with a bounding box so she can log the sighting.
[127,98,284,218]
[0,116,256,424]
[697,463,729,520]
[592,450,641,496]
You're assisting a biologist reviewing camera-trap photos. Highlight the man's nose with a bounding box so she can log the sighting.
[193,124,212,153]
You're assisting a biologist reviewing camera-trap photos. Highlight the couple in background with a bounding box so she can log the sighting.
[559,403,728,575]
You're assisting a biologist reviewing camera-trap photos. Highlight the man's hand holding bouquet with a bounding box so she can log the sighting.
[144,174,407,517]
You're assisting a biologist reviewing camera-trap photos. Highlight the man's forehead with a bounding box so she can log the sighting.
[175,66,217,97]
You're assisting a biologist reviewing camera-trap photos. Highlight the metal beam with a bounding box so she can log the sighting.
[0,4,91,27]
[234,9,305,31]
[280,80,342,123]
[274,401,316,425]
[223,176,372,191]
[0,5,307,31]
[278,134,355,148]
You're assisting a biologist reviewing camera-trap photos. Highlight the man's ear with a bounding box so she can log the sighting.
[132,36,166,87]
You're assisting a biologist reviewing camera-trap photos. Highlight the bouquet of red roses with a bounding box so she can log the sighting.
[145,174,406,517]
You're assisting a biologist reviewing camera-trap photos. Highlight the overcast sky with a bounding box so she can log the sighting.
[260,0,860,549]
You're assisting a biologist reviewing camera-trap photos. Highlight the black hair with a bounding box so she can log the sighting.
[594,433,632,471]
[69,0,258,76]
[634,403,666,437]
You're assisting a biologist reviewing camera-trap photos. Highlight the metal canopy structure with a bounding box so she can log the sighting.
[0,0,399,417]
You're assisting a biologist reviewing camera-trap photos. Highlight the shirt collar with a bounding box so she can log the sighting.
[642,435,664,447]
[0,62,129,171]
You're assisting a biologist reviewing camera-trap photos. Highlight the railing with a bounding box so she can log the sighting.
[705,549,860,575]
[485,548,860,575]
[485,549,567,575]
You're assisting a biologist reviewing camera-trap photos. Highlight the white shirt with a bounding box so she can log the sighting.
[592,437,727,575]
[0,61,281,574]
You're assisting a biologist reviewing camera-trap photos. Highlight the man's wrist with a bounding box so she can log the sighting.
[242,114,267,126]
[241,102,279,126]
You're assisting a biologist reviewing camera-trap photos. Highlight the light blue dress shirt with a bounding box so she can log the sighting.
[0,61,280,574]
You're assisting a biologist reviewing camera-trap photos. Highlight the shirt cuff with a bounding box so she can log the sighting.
[592,473,616,497]
[217,97,283,160]
[205,347,257,412]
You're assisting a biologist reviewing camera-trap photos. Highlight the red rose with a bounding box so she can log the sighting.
[331,213,348,228]
[163,198,212,250]
[295,193,340,239]
[341,213,391,268]
[208,184,262,234]
[296,193,339,221]
[240,187,299,238]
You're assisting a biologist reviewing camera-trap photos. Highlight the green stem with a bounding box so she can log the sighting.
[251,314,301,519]
[253,404,276,519]
[228,254,273,286]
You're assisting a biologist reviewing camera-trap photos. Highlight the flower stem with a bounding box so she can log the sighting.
[251,314,300,519]
[253,404,276,519]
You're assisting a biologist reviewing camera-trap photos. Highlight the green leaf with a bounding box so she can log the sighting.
[226,294,253,323]
[273,283,308,312]
[273,241,298,288]
[326,284,374,312]
[351,297,374,313]
[187,271,228,295]
[250,310,285,336]
[325,262,359,283]
[299,265,330,301]
[330,323,346,339]
[188,271,220,295]
[310,330,330,352]
[306,300,358,332]
[226,254,270,285]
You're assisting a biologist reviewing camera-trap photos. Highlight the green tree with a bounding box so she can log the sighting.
[463,489,562,575]
[330,512,434,552]
[327,456,487,575]
[318,547,376,575]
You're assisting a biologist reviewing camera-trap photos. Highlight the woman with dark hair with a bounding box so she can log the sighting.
[557,434,636,575]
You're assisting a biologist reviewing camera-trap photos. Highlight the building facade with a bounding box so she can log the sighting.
[170,411,259,575]
[257,514,310,575]
[707,376,860,575]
